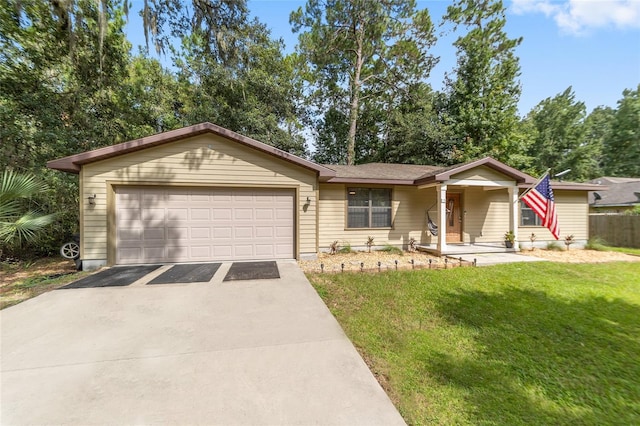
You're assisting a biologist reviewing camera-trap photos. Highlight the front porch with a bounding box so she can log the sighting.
[417,242,517,256]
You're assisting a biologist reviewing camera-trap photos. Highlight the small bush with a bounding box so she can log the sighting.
[585,237,608,251]
[380,244,403,255]
[338,241,353,254]
[546,241,563,251]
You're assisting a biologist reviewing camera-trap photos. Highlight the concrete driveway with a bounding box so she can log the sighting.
[1,261,404,425]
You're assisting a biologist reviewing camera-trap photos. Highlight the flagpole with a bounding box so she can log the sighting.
[518,168,551,200]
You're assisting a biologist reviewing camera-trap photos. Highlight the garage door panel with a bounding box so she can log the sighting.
[167,227,188,240]
[234,209,253,220]
[190,246,211,259]
[234,227,253,239]
[190,208,211,220]
[233,245,254,257]
[116,187,294,264]
[213,208,232,220]
[143,228,165,240]
[118,228,141,241]
[255,245,274,256]
[255,226,274,238]
[276,208,293,220]
[141,208,164,221]
[190,227,211,239]
[275,226,293,238]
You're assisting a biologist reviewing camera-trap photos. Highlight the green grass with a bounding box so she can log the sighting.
[605,246,640,256]
[308,262,640,425]
[584,238,640,256]
[379,244,404,255]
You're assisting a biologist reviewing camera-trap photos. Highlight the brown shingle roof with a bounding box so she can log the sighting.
[47,122,336,180]
[324,163,441,183]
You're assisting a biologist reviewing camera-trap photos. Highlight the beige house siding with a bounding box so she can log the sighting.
[450,166,513,183]
[519,190,588,241]
[318,184,433,250]
[81,133,317,264]
[462,187,511,243]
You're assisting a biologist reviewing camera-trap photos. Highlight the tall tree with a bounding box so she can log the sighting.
[444,0,522,164]
[603,85,640,177]
[524,87,601,181]
[583,105,614,177]
[291,0,437,164]
[379,84,454,165]
[172,12,307,155]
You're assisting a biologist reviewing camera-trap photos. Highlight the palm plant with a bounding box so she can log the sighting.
[0,171,56,248]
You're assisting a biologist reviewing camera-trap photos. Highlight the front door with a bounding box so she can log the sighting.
[446,193,462,243]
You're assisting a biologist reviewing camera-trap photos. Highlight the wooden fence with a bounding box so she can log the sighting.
[589,214,640,248]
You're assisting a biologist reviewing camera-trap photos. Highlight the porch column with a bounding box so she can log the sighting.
[437,184,447,254]
[508,185,519,251]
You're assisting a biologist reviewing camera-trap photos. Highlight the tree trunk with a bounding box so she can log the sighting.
[347,20,364,166]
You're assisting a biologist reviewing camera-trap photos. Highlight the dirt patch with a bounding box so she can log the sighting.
[1,258,84,309]
[300,251,455,274]
[522,248,640,263]
[299,248,640,273]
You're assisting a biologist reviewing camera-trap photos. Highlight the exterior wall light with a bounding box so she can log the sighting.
[88,194,96,205]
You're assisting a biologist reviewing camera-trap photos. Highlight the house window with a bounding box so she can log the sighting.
[520,201,542,226]
[347,188,392,228]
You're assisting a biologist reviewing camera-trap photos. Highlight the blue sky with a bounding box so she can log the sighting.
[127,0,640,115]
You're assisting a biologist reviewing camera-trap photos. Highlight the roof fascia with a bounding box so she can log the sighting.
[324,178,416,186]
[415,157,536,185]
[47,122,336,179]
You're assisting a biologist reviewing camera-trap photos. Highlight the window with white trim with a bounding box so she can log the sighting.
[347,188,392,228]
[520,201,542,226]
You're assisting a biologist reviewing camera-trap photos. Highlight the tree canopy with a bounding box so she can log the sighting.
[0,0,638,259]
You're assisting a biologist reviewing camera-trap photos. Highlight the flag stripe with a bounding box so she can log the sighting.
[521,176,560,240]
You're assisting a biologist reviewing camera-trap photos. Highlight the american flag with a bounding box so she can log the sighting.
[521,175,559,240]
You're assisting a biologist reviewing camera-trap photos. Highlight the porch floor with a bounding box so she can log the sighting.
[417,242,517,256]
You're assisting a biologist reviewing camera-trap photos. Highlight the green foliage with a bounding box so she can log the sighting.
[504,230,516,243]
[444,0,524,165]
[624,205,640,215]
[292,0,438,165]
[546,241,563,251]
[585,236,608,251]
[309,262,640,424]
[0,171,56,250]
[603,85,640,177]
[525,87,595,180]
[338,241,352,254]
[380,244,403,255]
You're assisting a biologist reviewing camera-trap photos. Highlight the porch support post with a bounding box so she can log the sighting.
[508,185,519,251]
[437,184,447,254]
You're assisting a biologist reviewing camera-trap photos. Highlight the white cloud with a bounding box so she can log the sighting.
[511,0,640,34]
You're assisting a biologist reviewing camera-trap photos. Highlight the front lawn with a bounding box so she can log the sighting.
[309,262,640,425]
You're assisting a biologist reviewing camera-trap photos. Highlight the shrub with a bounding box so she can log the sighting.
[380,244,403,255]
[338,241,353,254]
[546,241,563,251]
[585,237,608,251]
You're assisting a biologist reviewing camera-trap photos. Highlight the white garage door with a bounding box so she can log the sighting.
[115,187,294,264]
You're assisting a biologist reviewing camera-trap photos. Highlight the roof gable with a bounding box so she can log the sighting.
[415,157,536,185]
[47,122,336,180]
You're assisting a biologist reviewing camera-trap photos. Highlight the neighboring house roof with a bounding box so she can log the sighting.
[588,178,640,207]
[46,122,337,181]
